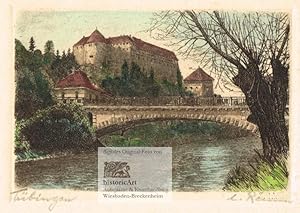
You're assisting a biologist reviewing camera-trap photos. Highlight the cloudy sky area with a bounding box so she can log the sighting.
[15,10,243,96]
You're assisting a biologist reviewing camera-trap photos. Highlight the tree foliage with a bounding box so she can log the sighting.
[101,61,185,97]
[149,11,289,159]
[50,48,79,81]
[15,39,54,119]
[176,67,183,89]
[18,103,95,152]
[29,37,36,52]
[43,40,55,66]
[102,61,160,97]
[44,40,55,54]
[15,38,79,120]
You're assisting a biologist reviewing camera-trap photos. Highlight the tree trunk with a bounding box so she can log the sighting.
[233,63,289,161]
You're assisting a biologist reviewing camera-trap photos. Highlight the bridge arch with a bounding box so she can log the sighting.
[93,112,259,137]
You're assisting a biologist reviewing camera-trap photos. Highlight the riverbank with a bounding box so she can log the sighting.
[15,140,105,162]
[15,150,87,163]
[16,121,287,192]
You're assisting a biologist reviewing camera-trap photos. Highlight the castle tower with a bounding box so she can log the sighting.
[183,68,214,97]
[73,29,108,65]
[73,36,89,65]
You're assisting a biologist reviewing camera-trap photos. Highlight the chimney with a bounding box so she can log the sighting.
[71,67,76,74]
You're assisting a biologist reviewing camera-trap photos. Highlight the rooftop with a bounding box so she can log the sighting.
[86,29,106,44]
[56,70,100,91]
[184,68,214,82]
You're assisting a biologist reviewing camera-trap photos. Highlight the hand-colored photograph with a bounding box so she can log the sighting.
[14,10,289,193]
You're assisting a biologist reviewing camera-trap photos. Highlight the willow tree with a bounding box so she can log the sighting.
[149,11,289,160]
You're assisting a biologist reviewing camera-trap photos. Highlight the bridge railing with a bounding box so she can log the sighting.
[84,96,247,106]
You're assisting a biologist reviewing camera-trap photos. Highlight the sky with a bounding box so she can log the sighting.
[15,10,243,96]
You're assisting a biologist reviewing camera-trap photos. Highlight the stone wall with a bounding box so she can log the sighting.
[73,45,85,65]
[108,45,132,76]
[132,48,178,83]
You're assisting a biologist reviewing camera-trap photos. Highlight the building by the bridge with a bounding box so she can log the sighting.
[54,70,109,104]
[183,67,214,97]
[73,29,179,83]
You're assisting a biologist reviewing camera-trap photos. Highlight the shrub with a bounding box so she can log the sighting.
[224,152,288,191]
[18,103,95,153]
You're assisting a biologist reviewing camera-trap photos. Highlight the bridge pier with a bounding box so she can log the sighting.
[92,114,97,127]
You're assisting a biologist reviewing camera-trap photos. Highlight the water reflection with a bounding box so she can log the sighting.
[15,136,261,191]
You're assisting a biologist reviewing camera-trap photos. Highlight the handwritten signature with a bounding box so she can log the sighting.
[11,188,77,211]
[227,192,288,203]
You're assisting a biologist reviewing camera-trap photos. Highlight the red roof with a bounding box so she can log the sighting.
[73,29,178,61]
[184,68,214,82]
[73,36,89,46]
[107,35,133,45]
[107,36,177,60]
[56,70,99,91]
[131,37,177,60]
[86,29,106,44]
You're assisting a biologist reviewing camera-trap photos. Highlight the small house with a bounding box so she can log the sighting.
[54,70,109,104]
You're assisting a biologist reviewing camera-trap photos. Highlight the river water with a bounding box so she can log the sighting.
[15,136,261,191]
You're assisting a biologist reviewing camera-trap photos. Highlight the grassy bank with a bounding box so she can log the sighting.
[224,152,288,191]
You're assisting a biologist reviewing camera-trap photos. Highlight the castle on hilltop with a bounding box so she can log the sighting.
[73,29,179,83]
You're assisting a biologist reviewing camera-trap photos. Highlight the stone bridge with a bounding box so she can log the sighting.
[83,104,259,137]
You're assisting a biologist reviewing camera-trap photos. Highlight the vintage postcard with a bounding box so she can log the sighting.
[1,0,300,212]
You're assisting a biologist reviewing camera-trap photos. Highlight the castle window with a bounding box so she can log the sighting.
[89,55,94,58]
[61,92,65,99]
[75,91,79,99]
